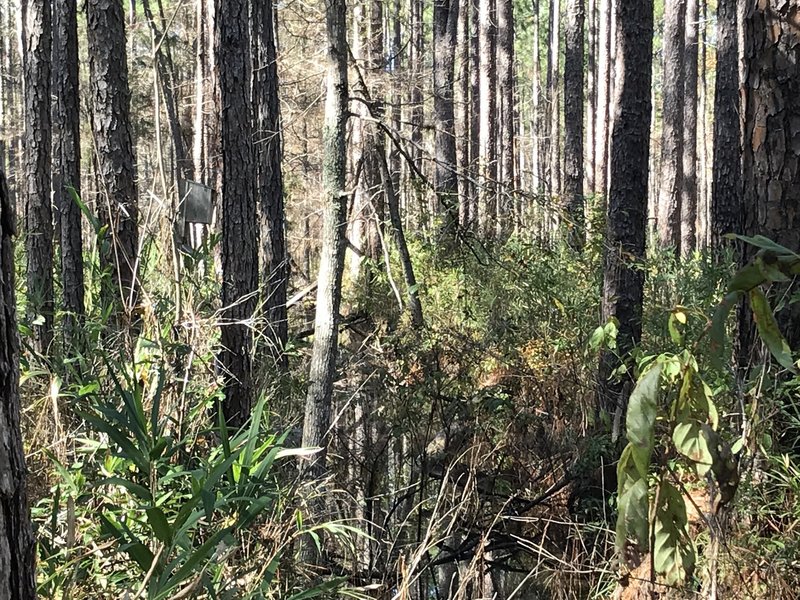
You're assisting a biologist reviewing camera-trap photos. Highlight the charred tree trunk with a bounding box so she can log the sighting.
[433,0,460,230]
[741,0,800,347]
[456,0,471,229]
[477,0,497,236]
[563,0,584,247]
[547,0,561,197]
[497,0,514,236]
[468,0,480,227]
[215,0,258,425]
[87,0,139,314]
[0,169,36,600]
[53,0,85,348]
[656,0,686,251]
[598,0,653,425]
[593,0,611,196]
[680,0,699,255]
[711,0,741,247]
[22,0,54,354]
[253,0,288,369]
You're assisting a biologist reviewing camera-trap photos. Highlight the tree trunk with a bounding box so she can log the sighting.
[680,0,698,256]
[497,0,514,237]
[531,0,543,196]
[433,0,460,229]
[598,0,653,424]
[547,0,561,197]
[456,0,471,229]
[563,0,584,248]
[87,0,140,313]
[477,0,497,236]
[656,0,686,251]
[253,0,288,370]
[22,0,54,354]
[302,0,349,479]
[593,0,611,196]
[52,0,85,349]
[585,0,595,193]
[711,0,741,247]
[469,0,480,227]
[141,0,190,183]
[697,0,709,249]
[214,0,258,425]
[741,0,800,346]
[0,169,36,600]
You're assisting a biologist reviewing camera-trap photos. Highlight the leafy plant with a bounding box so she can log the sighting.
[616,235,799,588]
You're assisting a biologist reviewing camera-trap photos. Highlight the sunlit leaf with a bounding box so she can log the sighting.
[749,287,796,371]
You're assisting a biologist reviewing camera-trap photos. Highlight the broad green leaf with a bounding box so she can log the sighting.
[146,506,173,545]
[672,421,713,476]
[668,313,683,345]
[727,263,766,292]
[749,288,796,371]
[653,482,694,586]
[97,476,153,503]
[616,444,640,494]
[728,234,800,258]
[616,477,649,555]
[626,364,661,477]
[709,292,740,370]
[588,326,605,350]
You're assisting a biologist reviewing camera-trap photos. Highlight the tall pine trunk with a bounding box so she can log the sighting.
[477,0,497,236]
[215,0,258,425]
[593,0,611,196]
[598,0,654,426]
[302,0,349,480]
[253,0,288,370]
[547,0,561,196]
[563,0,584,247]
[433,0,459,229]
[656,0,686,251]
[0,169,36,600]
[497,0,514,236]
[680,0,699,255]
[53,0,85,348]
[22,0,53,354]
[741,0,800,347]
[711,0,741,247]
[87,0,140,313]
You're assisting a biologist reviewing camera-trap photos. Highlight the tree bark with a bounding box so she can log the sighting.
[253,0,288,370]
[585,0,595,193]
[598,0,653,424]
[563,0,584,247]
[711,0,741,247]
[680,0,699,256]
[547,0,561,196]
[497,0,514,236]
[593,0,611,196]
[87,0,140,312]
[214,0,258,425]
[469,0,480,226]
[53,0,85,349]
[0,169,36,600]
[741,0,800,346]
[456,0,471,229]
[433,0,460,229]
[302,0,349,478]
[477,0,497,236]
[22,0,54,355]
[656,0,686,252]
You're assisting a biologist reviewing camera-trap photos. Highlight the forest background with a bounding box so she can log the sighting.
[0,0,799,598]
